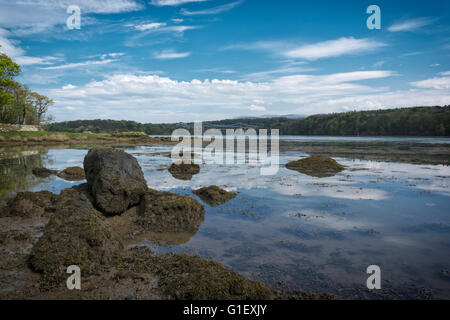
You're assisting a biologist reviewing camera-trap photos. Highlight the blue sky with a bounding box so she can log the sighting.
[0,0,449,123]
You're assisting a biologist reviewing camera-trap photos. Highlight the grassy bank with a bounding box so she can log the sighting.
[0,130,172,146]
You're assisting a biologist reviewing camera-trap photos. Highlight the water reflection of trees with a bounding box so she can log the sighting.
[0,151,46,206]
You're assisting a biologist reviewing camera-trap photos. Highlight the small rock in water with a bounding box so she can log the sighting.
[286,155,345,178]
[136,189,205,233]
[193,185,236,206]
[32,167,57,178]
[57,166,85,181]
[168,162,200,180]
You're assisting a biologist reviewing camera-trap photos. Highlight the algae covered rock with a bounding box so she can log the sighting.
[193,185,236,206]
[286,155,345,178]
[84,147,147,215]
[122,247,272,300]
[155,253,272,300]
[29,188,123,290]
[57,166,85,181]
[0,191,56,218]
[32,167,57,178]
[168,162,200,180]
[136,189,205,233]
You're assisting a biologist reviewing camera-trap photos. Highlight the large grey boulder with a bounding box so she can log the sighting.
[83,147,147,215]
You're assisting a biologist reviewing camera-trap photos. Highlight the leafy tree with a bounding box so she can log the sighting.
[0,47,21,121]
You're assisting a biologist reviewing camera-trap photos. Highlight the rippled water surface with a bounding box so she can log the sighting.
[1,140,449,299]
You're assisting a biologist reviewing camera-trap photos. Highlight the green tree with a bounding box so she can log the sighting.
[0,47,21,121]
[30,92,54,124]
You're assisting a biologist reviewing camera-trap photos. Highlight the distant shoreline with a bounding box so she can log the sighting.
[0,130,173,147]
[45,105,450,137]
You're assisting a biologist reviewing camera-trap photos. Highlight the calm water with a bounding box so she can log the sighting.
[1,138,449,299]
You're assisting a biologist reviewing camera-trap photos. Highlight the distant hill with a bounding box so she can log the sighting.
[45,106,450,136]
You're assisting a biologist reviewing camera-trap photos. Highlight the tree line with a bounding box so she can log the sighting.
[46,106,449,136]
[0,48,53,125]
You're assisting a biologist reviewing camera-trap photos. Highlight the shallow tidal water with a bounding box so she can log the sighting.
[1,138,449,299]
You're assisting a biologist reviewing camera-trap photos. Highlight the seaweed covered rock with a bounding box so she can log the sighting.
[84,147,147,215]
[123,247,272,300]
[193,185,236,206]
[57,166,85,181]
[286,155,345,178]
[0,191,56,218]
[168,162,200,180]
[157,253,271,300]
[28,188,123,290]
[32,167,57,178]
[136,189,205,233]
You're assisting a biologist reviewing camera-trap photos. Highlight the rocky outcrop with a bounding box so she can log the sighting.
[32,167,57,178]
[57,166,85,181]
[286,155,345,178]
[84,147,147,215]
[136,189,205,233]
[193,185,237,206]
[28,188,123,290]
[168,162,200,180]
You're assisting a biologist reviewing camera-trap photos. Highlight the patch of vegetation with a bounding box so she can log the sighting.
[1,49,53,125]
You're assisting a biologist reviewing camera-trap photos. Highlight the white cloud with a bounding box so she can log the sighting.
[0,28,60,65]
[44,70,449,123]
[248,105,266,112]
[242,66,316,81]
[372,61,385,68]
[153,50,191,59]
[410,77,450,90]
[439,71,450,76]
[388,17,434,32]
[195,68,237,74]
[181,0,243,15]
[40,58,118,70]
[132,22,200,34]
[150,0,208,6]
[0,0,143,35]
[135,22,167,31]
[283,37,386,60]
